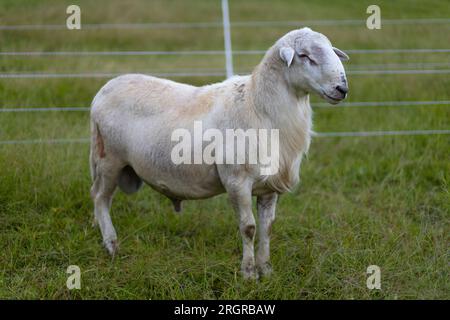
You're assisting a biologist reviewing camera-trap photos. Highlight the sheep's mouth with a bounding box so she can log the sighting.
[322,91,342,104]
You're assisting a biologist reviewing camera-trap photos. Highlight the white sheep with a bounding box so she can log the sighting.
[89,27,349,279]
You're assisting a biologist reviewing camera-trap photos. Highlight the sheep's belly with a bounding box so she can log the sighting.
[135,162,226,200]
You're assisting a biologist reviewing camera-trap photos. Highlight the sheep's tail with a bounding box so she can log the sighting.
[90,117,142,195]
[89,119,101,183]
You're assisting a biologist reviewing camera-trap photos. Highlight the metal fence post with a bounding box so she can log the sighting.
[221,0,234,78]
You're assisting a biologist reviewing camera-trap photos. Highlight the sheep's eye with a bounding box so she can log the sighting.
[298,54,316,64]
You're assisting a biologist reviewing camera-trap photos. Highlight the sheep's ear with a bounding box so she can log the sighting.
[279,47,295,67]
[333,47,349,62]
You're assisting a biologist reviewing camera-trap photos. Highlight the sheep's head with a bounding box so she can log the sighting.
[277,27,349,104]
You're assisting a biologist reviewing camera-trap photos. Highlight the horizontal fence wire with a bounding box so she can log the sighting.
[0,107,91,112]
[1,49,450,56]
[0,18,449,30]
[1,101,449,113]
[0,72,226,78]
[342,62,450,69]
[0,138,90,145]
[1,130,450,145]
[0,69,449,79]
[1,17,449,145]
[314,100,450,108]
[314,130,450,137]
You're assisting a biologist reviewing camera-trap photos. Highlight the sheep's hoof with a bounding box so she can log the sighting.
[104,238,118,257]
[241,264,258,280]
[257,262,273,278]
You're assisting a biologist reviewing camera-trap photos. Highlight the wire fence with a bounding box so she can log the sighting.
[1,18,449,30]
[1,48,450,56]
[1,69,449,79]
[2,130,450,145]
[1,3,449,144]
[2,100,449,113]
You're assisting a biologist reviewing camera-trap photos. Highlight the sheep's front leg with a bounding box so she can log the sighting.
[227,181,257,280]
[256,193,277,277]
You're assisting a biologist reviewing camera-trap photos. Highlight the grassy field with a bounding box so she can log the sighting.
[0,0,449,299]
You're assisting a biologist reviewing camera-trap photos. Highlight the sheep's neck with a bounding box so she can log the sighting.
[250,51,312,150]
[249,50,312,192]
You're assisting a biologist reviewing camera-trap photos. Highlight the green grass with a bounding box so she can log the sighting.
[0,0,449,299]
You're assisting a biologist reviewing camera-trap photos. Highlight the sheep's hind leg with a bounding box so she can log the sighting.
[91,166,121,256]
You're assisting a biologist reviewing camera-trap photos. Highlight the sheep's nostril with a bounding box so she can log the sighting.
[336,85,348,95]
